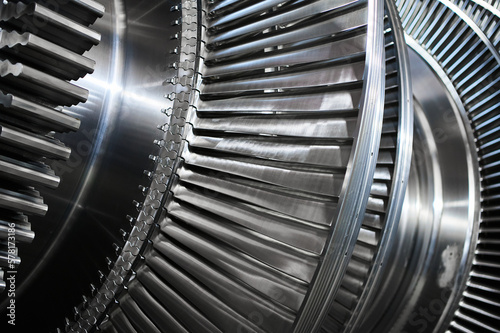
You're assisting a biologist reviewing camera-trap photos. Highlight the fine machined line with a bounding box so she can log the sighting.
[0,30,95,80]
[0,59,89,106]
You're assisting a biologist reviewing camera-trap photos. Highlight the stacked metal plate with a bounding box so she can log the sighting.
[0,0,103,293]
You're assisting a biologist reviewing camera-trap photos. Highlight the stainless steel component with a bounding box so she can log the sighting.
[0,92,81,132]
[11,0,105,25]
[0,187,47,215]
[0,0,182,330]
[0,124,71,159]
[394,2,500,332]
[0,1,100,53]
[324,3,414,330]
[0,30,96,80]
[0,155,59,188]
[0,0,101,303]
[0,59,88,106]
[0,0,499,332]
[66,0,409,332]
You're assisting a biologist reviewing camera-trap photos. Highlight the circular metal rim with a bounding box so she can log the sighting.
[292,0,386,330]
[340,1,414,330]
[396,1,500,331]
[406,36,482,333]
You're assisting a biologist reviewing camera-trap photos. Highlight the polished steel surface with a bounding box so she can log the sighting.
[353,47,480,333]
[397,1,500,331]
[0,0,179,330]
[330,2,414,330]
[0,0,499,332]
[0,0,100,310]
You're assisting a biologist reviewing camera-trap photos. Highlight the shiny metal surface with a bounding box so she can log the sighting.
[0,0,100,308]
[66,0,414,332]
[1,0,499,332]
[330,2,414,330]
[397,1,500,331]
[354,46,480,333]
[0,0,179,330]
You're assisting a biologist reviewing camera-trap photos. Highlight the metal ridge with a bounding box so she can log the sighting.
[67,0,195,330]
[336,1,414,331]
[292,0,386,331]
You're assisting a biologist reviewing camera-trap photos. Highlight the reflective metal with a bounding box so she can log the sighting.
[1,0,499,332]
[355,46,480,333]
[0,0,179,330]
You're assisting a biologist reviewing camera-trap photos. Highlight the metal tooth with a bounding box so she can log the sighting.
[0,250,20,267]
[0,156,60,188]
[112,243,121,255]
[0,188,48,216]
[170,33,180,40]
[89,283,96,295]
[119,229,128,241]
[173,61,194,71]
[97,270,105,282]
[0,92,81,133]
[132,200,142,210]
[32,0,106,26]
[0,30,95,81]
[171,5,181,12]
[143,170,153,178]
[171,19,181,26]
[0,218,35,243]
[148,155,158,162]
[105,257,113,269]
[126,215,136,226]
[153,139,163,147]
[0,123,72,160]
[157,124,168,132]
[0,59,89,107]
[0,2,101,54]
[170,47,179,54]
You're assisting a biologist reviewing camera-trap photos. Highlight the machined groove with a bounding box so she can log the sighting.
[78,0,390,331]
[10,0,105,25]
[55,0,498,332]
[0,30,95,80]
[0,1,101,53]
[397,0,499,332]
[0,0,101,295]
